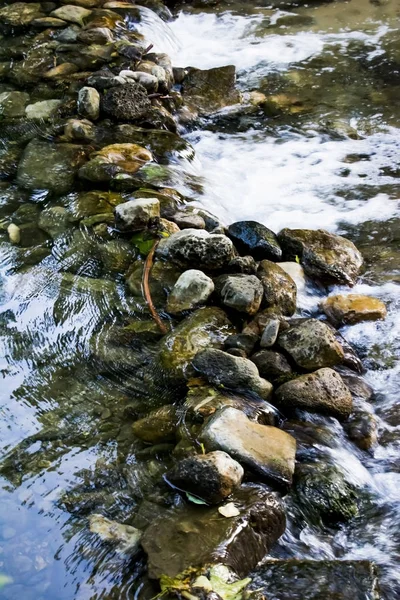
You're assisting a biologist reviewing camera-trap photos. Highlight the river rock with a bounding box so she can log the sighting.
[248,559,380,600]
[277,319,345,370]
[132,405,177,444]
[78,86,100,121]
[0,91,30,118]
[343,411,378,451]
[321,293,387,326]
[79,143,152,182]
[0,2,44,26]
[193,348,273,400]
[278,228,363,286]
[279,261,306,292]
[126,259,182,309]
[166,451,244,504]
[157,229,235,270]
[17,140,85,194]
[141,483,286,578]
[77,27,114,45]
[64,118,96,142]
[200,407,296,488]
[294,462,358,526]
[98,239,136,273]
[114,198,160,231]
[166,269,214,314]
[158,307,234,379]
[120,70,159,93]
[251,350,293,384]
[227,221,282,261]
[224,333,258,356]
[215,274,263,316]
[260,318,280,347]
[89,514,142,554]
[102,83,151,120]
[38,207,71,238]
[257,260,297,316]
[25,99,61,120]
[275,368,353,420]
[51,5,92,25]
[171,210,206,230]
[182,65,241,116]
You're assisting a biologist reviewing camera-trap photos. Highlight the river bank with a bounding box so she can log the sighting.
[0,0,399,599]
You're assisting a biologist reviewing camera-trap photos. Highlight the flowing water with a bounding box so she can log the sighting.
[1,0,400,598]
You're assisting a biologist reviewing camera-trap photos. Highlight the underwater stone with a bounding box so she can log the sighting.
[38,206,71,238]
[132,405,177,444]
[0,91,30,118]
[0,2,44,26]
[25,99,61,120]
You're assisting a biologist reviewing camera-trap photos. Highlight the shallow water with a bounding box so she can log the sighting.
[1,0,400,598]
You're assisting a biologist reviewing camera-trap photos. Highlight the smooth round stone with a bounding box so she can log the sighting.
[260,319,280,348]
[25,99,61,120]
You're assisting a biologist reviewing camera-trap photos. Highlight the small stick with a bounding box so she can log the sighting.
[142,239,168,335]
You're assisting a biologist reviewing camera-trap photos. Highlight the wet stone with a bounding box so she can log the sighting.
[227,221,282,261]
[215,274,264,316]
[38,206,71,238]
[257,260,297,316]
[200,407,296,489]
[132,405,177,444]
[260,318,280,348]
[77,26,114,45]
[141,483,286,579]
[78,86,100,121]
[119,70,159,93]
[79,143,152,182]
[224,333,258,356]
[166,269,215,314]
[114,198,160,231]
[343,411,378,451]
[182,65,241,116]
[251,350,293,384]
[166,450,244,504]
[157,229,235,270]
[275,367,353,421]
[0,91,30,118]
[321,294,387,326]
[277,319,345,371]
[0,2,44,26]
[50,5,92,25]
[193,348,273,400]
[25,99,61,120]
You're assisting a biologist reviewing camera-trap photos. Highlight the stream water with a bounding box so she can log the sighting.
[0,0,399,598]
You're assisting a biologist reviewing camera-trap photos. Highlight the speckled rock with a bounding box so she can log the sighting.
[166,269,214,314]
[114,198,159,231]
[215,274,264,315]
[257,260,297,316]
[227,221,282,261]
[251,350,293,384]
[78,86,100,121]
[157,229,235,270]
[102,83,151,121]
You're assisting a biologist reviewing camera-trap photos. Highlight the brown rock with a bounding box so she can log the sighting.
[321,294,387,326]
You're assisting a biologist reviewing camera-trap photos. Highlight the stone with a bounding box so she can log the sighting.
[215,274,264,316]
[102,83,151,121]
[114,198,159,231]
[141,484,285,579]
[136,61,169,92]
[64,118,96,142]
[68,190,124,220]
[158,307,234,380]
[294,463,358,526]
[132,405,177,444]
[166,451,244,504]
[78,86,100,121]
[89,514,142,554]
[172,211,206,230]
[157,229,234,270]
[98,239,135,273]
[77,27,114,45]
[278,261,306,292]
[50,5,92,25]
[278,228,363,286]
[166,269,214,314]
[227,221,282,261]
[159,218,180,235]
[126,259,182,309]
[257,260,297,316]
[25,99,61,120]
[248,560,380,600]
[277,319,345,370]
[119,70,158,93]
[260,318,280,348]
[182,65,241,116]
[343,411,378,451]
[224,333,258,356]
[251,350,293,384]
[7,223,20,244]
[38,206,71,238]
[0,91,30,118]
[0,3,44,26]
[226,255,258,275]
[17,140,85,194]
[79,143,152,182]
[321,294,387,326]
[31,17,67,27]
[193,349,273,400]
[274,368,353,420]
[43,62,79,79]
[200,407,296,488]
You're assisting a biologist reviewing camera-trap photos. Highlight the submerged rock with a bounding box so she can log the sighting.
[257,260,297,316]
[102,83,151,121]
[182,65,241,116]
[89,514,142,554]
[114,197,160,231]
[0,91,30,118]
[0,2,44,26]
[321,294,387,326]
[132,405,177,444]
[277,319,345,370]
[248,559,380,600]
[157,229,235,270]
[38,207,71,238]
[215,274,264,316]
[79,143,152,182]
[200,407,296,488]
[227,221,282,261]
[126,258,182,309]
[275,368,353,420]
[166,269,215,314]
[166,451,244,504]
[193,348,273,400]
[25,99,61,120]
[278,228,363,286]
[141,484,285,578]
[158,307,234,379]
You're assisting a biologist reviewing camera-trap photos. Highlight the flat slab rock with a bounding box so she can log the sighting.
[141,484,285,579]
[248,559,380,600]
[200,406,296,489]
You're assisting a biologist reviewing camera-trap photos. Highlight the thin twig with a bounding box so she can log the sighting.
[142,239,168,335]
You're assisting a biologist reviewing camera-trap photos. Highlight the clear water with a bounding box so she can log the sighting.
[1,0,400,598]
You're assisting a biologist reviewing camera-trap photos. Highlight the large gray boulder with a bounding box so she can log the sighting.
[157,229,235,270]
[193,348,273,400]
[277,319,345,370]
[200,407,296,488]
[275,368,353,420]
[166,451,244,504]
[257,260,297,316]
[215,274,264,315]
[278,228,363,286]
[166,269,214,314]
[141,484,286,578]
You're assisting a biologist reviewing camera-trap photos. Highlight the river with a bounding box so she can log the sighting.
[0,0,399,598]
